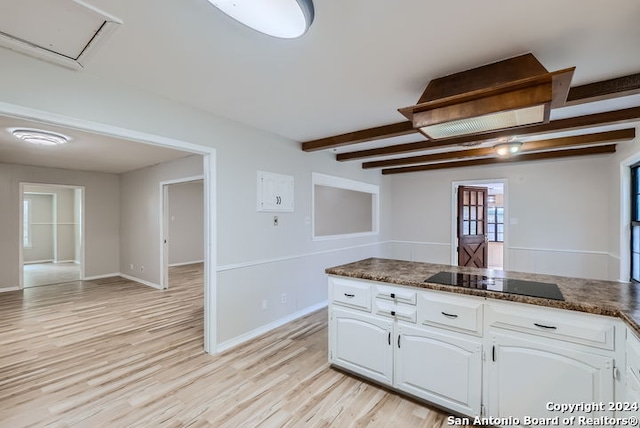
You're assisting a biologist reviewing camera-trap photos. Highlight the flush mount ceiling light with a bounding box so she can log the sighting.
[9,128,69,146]
[494,141,523,156]
[208,0,314,39]
[398,54,575,140]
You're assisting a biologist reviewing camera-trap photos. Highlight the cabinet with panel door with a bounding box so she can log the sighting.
[328,274,632,425]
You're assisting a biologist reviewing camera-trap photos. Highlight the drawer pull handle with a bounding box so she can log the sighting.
[391,310,396,316]
[388,332,391,345]
[390,293,395,298]
[534,322,557,330]
[441,311,458,319]
[344,293,355,298]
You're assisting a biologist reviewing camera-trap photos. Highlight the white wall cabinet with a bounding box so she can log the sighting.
[257,171,294,212]
[328,275,635,425]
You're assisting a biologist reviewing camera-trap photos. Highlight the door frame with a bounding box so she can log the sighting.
[160,175,204,290]
[451,178,509,270]
[19,183,85,288]
[0,100,217,354]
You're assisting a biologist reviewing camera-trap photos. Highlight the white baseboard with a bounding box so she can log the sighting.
[119,273,162,290]
[54,259,76,264]
[0,287,20,293]
[215,300,328,353]
[83,272,120,281]
[24,259,54,265]
[169,260,204,267]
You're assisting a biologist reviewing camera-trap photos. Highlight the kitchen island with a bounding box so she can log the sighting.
[326,258,640,426]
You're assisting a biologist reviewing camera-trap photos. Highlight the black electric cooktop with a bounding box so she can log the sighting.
[425,271,564,301]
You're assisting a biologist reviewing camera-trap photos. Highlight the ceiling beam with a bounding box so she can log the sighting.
[338,106,640,161]
[362,128,635,169]
[302,73,640,153]
[381,145,616,175]
[565,72,640,106]
[301,121,415,152]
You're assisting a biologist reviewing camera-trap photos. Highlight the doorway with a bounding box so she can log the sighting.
[451,180,506,270]
[20,183,84,287]
[160,176,205,290]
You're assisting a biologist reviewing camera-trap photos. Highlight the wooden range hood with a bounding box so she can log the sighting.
[398,54,575,140]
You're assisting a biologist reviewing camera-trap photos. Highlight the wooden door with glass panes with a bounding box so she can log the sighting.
[457,186,488,268]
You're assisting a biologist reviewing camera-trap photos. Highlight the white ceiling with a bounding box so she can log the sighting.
[1,0,640,170]
[0,116,193,174]
[81,0,640,143]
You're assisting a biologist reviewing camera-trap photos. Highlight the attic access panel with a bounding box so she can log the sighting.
[0,0,121,70]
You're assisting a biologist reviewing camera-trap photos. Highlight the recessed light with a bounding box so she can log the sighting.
[208,0,315,39]
[9,128,69,146]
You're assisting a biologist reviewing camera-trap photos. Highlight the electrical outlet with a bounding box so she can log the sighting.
[281,292,287,304]
[140,265,145,273]
[130,264,134,271]
[273,215,279,226]
[262,299,268,310]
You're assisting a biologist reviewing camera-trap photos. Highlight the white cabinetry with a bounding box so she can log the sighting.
[328,274,632,425]
[395,323,482,416]
[257,171,294,212]
[486,301,617,424]
[626,331,640,407]
[330,307,393,385]
[488,331,613,421]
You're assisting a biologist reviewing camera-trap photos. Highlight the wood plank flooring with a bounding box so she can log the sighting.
[23,262,81,288]
[0,263,471,427]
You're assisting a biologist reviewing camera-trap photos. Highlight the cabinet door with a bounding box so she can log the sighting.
[626,367,640,405]
[395,324,482,417]
[330,307,393,385]
[488,331,614,422]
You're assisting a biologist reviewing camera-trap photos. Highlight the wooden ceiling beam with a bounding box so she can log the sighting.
[338,106,640,161]
[381,145,616,175]
[302,73,640,153]
[565,72,640,106]
[362,128,635,169]
[301,121,415,152]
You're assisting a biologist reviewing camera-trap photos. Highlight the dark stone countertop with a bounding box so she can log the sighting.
[326,258,640,336]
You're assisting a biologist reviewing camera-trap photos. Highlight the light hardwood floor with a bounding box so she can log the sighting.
[23,262,81,288]
[0,264,471,427]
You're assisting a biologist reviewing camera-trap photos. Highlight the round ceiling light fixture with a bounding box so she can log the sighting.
[9,128,69,146]
[493,141,523,156]
[208,0,315,39]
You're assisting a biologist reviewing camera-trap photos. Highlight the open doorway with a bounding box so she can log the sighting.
[160,176,205,290]
[451,179,506,270]
[20,183,84,287]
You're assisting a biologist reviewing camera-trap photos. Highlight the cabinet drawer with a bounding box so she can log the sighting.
[417,291,483,336]
[330,277,371,311]
[374,299,416,323]
[375,284,417,305]
[487,302,616,350]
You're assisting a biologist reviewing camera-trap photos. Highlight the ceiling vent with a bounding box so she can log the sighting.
[398,54,575,140]
[0,0,122,70]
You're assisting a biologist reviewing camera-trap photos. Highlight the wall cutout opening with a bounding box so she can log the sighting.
[312,173,379,240]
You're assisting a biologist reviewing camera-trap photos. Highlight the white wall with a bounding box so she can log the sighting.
[120,155,203,287]
[383,154,617,280]
[0,162,119,289]
[168,180,204,266]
